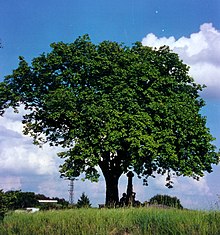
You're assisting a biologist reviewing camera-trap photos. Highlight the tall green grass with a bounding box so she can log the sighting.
[1,207,220,235]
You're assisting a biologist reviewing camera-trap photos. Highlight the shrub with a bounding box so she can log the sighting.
[149,194,183,209]
[0,190,14,221]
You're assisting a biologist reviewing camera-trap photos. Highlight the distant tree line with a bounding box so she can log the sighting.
[4,190,69,210]
[0,190,69,220]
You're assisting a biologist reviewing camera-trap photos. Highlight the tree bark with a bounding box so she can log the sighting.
[99,151,123,206]
[104,173,120,206]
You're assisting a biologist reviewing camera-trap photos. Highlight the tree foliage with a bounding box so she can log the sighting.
[149,194,183,209]
[0,35,218,204]
[5,190,39,209]
[76,192,91,208]
[0,190,9,221]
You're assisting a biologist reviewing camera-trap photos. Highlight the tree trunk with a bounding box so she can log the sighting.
[104,173,120,206]
[99,151,123,206]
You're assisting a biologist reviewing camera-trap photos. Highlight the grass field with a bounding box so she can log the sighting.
[1,207,220,235]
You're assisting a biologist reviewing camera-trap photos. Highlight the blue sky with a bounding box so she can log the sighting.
[0,0,220,209]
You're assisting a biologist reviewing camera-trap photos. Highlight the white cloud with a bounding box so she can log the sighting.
[0,144,58,175]
[142,23,220,98]
[0,107,106,203]
[0,107,65,195]
[36,176,69,199]
[165,174,210,196]
[0,176,22,192]
[111,172,213,209]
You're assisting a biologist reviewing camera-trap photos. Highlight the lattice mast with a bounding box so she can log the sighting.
[68,178,75,204]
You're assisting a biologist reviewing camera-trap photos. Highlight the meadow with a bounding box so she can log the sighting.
[1,207,220,235]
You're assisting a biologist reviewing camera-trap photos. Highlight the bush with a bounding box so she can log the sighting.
[149,194,183,209]
[0,190,13,221]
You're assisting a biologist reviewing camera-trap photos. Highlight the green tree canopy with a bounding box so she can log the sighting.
[0,35,218,205]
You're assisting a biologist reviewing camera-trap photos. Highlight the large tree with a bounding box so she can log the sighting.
[0,35,218,205]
